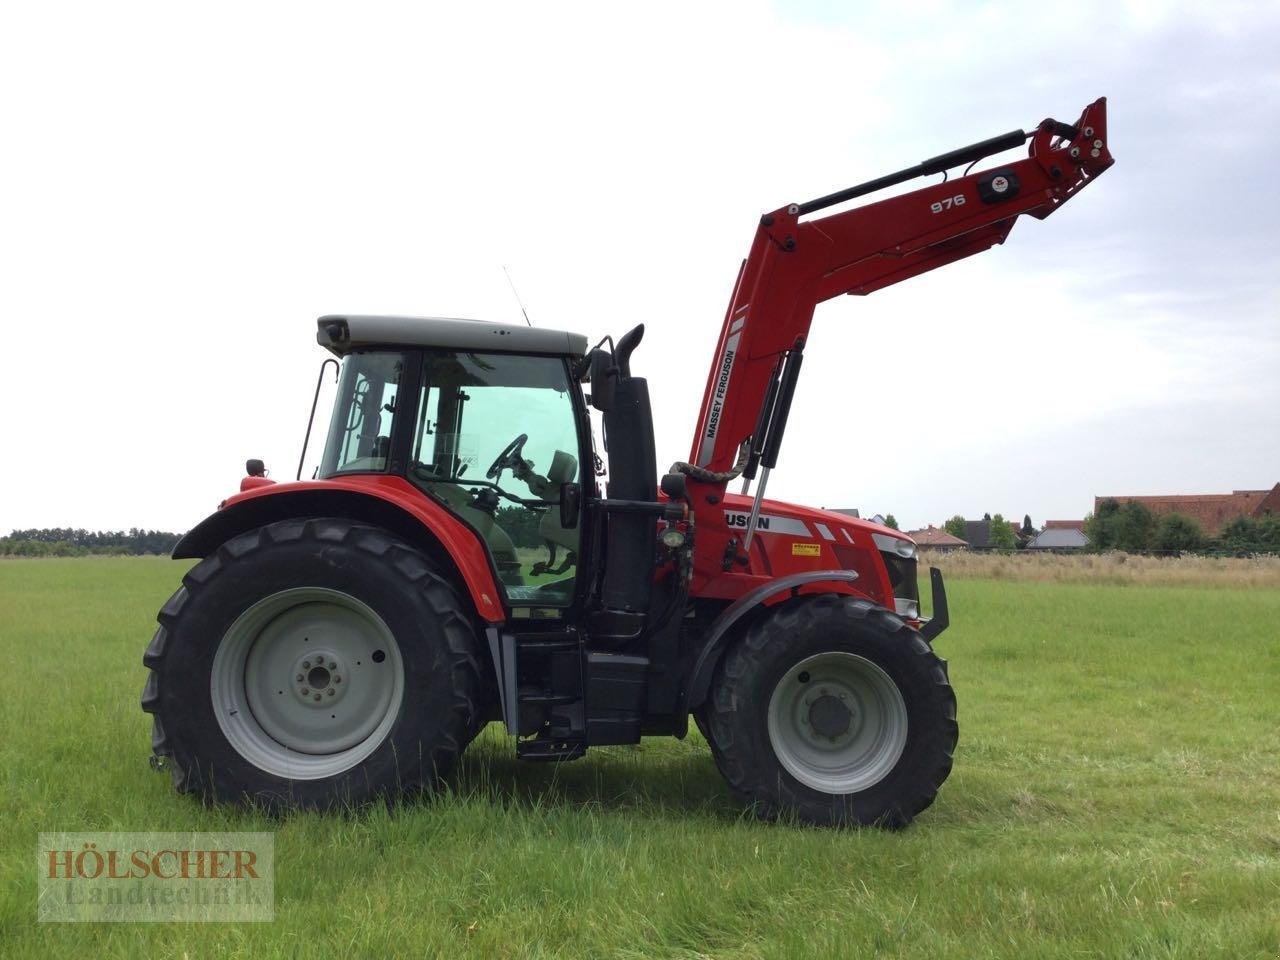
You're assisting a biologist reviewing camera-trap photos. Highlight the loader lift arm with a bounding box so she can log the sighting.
[688,97,1114,483]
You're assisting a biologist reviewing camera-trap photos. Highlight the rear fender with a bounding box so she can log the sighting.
[173,480,506,623]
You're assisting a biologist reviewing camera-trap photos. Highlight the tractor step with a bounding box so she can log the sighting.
[516,738,587,762]
[517,638,579,653]
[518,691,577,706]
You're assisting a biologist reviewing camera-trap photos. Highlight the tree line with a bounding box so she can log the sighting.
[1084,499,1279,555]
[1,528,182,557]
[936,503,1278,555]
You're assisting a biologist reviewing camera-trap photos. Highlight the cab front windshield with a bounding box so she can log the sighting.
[319,350,583,607]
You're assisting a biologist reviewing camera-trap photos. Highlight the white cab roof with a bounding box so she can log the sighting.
[317,315,589,358]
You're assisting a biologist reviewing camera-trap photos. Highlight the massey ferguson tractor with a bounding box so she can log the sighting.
[142,99,1113,827]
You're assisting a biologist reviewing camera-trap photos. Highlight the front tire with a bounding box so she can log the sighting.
[705,594,957,827]
[141,518,482,809]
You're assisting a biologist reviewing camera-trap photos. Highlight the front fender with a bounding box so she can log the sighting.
[683,569,862,713]
[174,476,506,623]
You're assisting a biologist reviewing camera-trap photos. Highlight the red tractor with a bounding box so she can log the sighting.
[143,100,1113,826]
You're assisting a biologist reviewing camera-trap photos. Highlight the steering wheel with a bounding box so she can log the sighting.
[486,433,529,480]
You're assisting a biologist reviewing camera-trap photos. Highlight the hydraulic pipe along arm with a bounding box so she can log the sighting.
[689,98,1114,499]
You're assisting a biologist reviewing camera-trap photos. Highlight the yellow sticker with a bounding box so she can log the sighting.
[791,542,821,557]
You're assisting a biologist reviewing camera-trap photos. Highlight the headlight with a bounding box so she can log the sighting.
[872,532,917,559]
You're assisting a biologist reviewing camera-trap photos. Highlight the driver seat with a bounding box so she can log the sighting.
[537,450,579,551]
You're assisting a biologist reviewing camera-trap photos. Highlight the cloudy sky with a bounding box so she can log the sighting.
[3,0,1277,534]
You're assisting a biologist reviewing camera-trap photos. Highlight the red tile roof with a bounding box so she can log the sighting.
[907,525,968,546]
[1094,483,1280,535]
[1044,520,1086,531]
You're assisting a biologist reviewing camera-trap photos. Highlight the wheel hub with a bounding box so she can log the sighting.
[807,692,853,739]
[290,650,348,706]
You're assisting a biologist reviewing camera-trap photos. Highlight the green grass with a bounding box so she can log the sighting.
[1,558,1278,958]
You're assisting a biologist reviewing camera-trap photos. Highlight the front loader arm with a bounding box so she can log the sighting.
[689,97,1113,477]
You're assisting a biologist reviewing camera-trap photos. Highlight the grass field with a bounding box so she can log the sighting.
[1,558,1278,958]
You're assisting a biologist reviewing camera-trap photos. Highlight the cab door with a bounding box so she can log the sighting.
[405,350,586,610]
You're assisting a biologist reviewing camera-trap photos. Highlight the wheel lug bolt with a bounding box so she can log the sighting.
[301,687,309,695]
[303,661,311,669]
[296,674,303,682]
[334,676,341,684]
[328,688,335,696]
[313,694,322,702]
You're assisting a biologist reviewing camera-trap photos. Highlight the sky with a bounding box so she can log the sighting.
[2,0,1277,534]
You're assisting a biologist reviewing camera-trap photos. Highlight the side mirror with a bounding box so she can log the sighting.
[559,482,582,529]
[587,348,616,412]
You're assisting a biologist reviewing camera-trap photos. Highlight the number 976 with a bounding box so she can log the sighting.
[930,195,966,214]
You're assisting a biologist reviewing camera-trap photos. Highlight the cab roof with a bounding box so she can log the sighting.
[317,315,589,358]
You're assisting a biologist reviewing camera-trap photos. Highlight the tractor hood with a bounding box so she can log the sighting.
[719,492,914,552]
[702,492,917,610]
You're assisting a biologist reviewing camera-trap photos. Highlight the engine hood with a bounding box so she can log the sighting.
[718,492,913,547]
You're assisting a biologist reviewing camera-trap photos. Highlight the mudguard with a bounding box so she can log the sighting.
[173,476,507,623]
[683,569,861,713]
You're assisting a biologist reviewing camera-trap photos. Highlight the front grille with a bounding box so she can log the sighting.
[880,551,919,604]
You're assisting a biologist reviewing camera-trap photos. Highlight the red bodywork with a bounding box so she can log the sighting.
[691,493,897,606]
[686,491,906,611]
[223,475,507,622]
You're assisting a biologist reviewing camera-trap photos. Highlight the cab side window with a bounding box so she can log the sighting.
[408,352,582,607]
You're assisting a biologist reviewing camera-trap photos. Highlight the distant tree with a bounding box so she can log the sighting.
[988,512,1016,550]
[982,512,992,522]
[1258,514,1280,551]
[1086,499,1156,552]
[1217,515,1255,546]
[943,515,966,540]
[1085,499,1119,549]
[1114,501,1157,552]
[1021,514,1035,538]
[1216,515,1280,554]
[883,514,899,530]
[1152,513,1206,554]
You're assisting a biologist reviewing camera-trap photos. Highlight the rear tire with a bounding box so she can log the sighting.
[141,518,482,809]
[705,594,956,828]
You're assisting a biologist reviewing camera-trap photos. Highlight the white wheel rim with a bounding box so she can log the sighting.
[211,587,404,780]
[767,652,908,794]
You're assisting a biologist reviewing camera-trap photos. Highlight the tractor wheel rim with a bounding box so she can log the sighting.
[211,587,404,780]
[766,652,907,795]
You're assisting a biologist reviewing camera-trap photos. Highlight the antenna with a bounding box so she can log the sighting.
[502,265,533,327]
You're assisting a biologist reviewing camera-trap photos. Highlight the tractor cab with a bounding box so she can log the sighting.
[316,315,597,610]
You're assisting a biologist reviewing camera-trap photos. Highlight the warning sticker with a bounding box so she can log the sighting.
[791,543,821,557]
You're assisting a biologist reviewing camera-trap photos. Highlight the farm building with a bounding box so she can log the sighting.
[907,526,968,552]
[1027,520,1090,550]
[962,518,1022,549]
[1094,483,1280,536]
